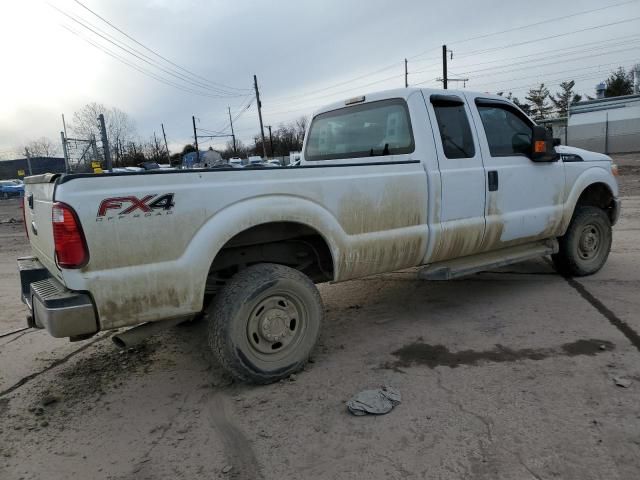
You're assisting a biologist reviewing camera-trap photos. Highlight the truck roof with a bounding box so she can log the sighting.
[311,87,506,117]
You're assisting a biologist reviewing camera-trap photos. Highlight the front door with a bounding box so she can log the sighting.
[467,95,565,251]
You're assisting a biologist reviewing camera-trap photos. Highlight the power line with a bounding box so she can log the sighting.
[471,58,640,91]
[403,0,640,63]
[209,96,255,135]
[61,25,237,99]
[449,0,639,49]
[267,73,404,108]
[410,35,640,77]
[52,4,245,97]
[71,0,249,94]
[268,4,640,107]
[443,33,640,70]
[267,61,404,104]
[457,15,640,59]
[457,45,640,80]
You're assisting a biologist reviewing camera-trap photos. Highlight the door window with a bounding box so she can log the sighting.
[432,102,475,159]
[477,105,533,157]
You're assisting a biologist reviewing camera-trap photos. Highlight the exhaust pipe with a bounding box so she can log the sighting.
[112,317,187,348]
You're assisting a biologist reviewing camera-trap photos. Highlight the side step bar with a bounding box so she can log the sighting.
[418,239,558,281]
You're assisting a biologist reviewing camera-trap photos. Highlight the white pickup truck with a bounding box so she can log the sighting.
[18,88,620,383]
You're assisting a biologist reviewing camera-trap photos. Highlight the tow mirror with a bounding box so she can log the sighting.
[531,126,559,162]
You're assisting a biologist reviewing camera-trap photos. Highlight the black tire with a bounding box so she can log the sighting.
[207,263,323,384]
[552,206,612,277]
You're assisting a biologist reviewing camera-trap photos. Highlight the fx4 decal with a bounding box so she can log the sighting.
[97,193,175,219]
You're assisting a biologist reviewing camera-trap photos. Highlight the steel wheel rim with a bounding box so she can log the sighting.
[246,292,308,359]
[578,223,602,260]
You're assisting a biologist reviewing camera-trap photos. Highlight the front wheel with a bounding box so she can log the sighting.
[552,206,612,277]
[207,263,323,384]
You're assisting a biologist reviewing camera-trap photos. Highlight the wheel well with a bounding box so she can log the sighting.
[576,183,616,222]
[205,222,334,297]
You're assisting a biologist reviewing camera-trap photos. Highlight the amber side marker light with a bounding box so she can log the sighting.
[534,141,546,153]
[611,163,619,176]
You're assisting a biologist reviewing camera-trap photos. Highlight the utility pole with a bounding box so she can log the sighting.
[227,107,237,155]
[192,115,200,163]
[266,125,274,158]
[61,114,68,139]
[24,148,33,176]
[90,134,100,164]
[60,131,70,173]
[98,113,112,171]
[404,58,408,88]
[254,74,267,159]
[161,123,170,162]
[442,45,448,90]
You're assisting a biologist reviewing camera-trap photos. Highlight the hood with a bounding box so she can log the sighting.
[556,145,611,162]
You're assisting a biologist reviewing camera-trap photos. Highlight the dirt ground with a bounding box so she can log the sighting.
[1,156,640,480]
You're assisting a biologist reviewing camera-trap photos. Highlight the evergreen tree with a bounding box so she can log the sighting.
[512,96,531,116]
[604,67,633,97]
[525,84,553,121]
[551,81,582,117]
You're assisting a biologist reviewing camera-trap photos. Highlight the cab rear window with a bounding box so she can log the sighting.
[304,98,415,161]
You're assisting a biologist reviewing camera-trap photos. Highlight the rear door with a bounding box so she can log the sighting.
[467,95,565,250]
[424,93,486,262]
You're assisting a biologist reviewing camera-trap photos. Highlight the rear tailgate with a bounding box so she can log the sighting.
[23,174,61,280]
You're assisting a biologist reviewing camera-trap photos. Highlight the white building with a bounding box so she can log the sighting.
[568,94,640,154]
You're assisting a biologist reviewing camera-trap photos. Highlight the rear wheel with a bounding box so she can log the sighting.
[207,263,323,384]
[552,206,612,276]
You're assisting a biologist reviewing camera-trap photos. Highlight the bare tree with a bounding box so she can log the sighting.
[23,137,60,157]
[141,135,166,163]
[295,116,308,145]
[71,103,136,161]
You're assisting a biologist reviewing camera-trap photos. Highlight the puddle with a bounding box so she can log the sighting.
[384,338,614,370]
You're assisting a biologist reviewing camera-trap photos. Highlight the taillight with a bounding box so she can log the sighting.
[52,202,89,268]
[21,198,28,239]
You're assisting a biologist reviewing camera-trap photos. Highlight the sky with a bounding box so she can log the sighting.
[0,0,639,158]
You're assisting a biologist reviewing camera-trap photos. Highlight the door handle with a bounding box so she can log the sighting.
[488,170,499,192]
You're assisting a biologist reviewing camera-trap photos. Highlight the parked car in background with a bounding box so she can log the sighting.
[247,156,264,166]
[289,151,302,166]
[0,179,24,199]
[229,157,243,168]
[112,166,145,173]
[266,159,282,167]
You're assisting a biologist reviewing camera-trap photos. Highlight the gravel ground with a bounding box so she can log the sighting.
[0,160,639,480]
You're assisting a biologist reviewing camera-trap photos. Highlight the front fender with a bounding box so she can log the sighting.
[561,166,619,233]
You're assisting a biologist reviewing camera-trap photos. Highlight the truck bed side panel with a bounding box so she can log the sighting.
[58,163,428,329]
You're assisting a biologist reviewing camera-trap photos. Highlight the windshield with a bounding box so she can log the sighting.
[304,98,414,161]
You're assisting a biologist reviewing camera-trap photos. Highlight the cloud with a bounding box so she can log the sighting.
[1,0,639,152]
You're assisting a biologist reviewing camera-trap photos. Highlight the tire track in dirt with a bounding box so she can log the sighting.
[207,391,263,480]
[0,333,112,398]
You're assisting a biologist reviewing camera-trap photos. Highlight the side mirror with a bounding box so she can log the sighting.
[531,126,559,162]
